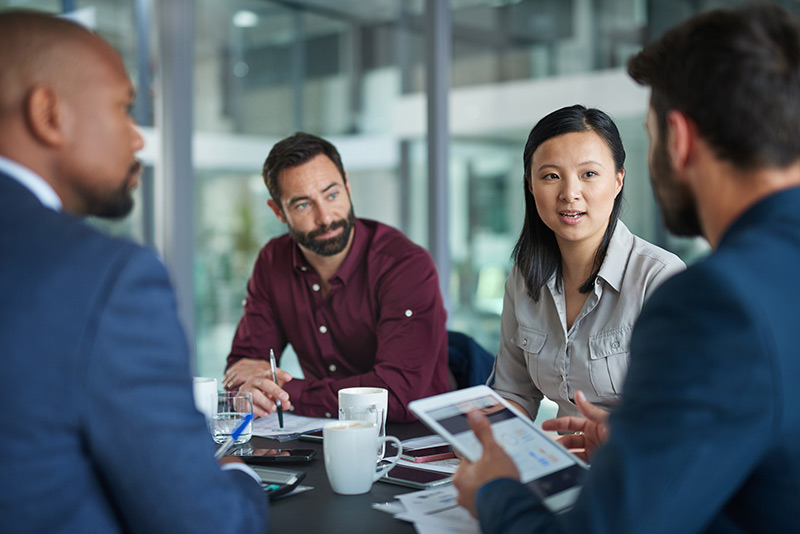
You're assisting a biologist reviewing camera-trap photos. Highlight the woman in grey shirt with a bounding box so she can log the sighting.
[490,105,684,419]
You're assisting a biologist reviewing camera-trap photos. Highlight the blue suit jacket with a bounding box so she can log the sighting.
[478,187,800,533]
[0,173,268,532]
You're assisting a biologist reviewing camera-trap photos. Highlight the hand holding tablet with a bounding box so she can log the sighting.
[408,385,588,514]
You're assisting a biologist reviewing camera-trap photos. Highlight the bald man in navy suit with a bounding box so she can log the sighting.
[0,11,267,532]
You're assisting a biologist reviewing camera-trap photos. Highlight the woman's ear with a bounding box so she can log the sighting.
[615,168,625,197]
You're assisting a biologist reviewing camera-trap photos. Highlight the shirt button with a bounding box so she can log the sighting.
[612,341,620,349]
[522,339,528,346]
[312,283,320,292]
[241,299,247,307]
[329,363,337,372]
[325,412,331,418]
[300,266,308,272]
[319,325,328,334]
[404,309,413,317]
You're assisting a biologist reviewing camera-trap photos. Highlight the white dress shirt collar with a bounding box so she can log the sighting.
[0,155,62,211]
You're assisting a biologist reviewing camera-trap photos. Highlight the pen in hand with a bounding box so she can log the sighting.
[270,349,284,428]
[214,413,253,460]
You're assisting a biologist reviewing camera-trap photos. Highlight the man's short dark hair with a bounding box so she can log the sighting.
[628,4,800,169]
[262,132,347,204]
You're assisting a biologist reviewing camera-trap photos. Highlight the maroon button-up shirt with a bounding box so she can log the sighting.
[226,218,450,422]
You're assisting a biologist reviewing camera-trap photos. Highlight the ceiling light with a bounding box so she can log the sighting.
[233,10,259,28]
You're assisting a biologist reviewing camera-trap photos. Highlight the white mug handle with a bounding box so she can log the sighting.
[373,435,403,481]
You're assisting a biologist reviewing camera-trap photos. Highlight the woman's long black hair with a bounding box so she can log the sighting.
[512,104,626,301]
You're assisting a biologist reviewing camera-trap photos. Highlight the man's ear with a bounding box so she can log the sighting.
[26,86,66,147]
[666,110,695,174]
[267,199,286,223]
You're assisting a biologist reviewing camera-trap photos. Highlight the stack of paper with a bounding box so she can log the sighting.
[251,412,331,441]
[373,485,479,534]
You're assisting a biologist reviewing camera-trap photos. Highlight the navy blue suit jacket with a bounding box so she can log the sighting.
[0,173,268,532]
[478,188,800,533]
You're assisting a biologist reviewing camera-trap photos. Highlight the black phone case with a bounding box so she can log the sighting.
[241,450,317,465]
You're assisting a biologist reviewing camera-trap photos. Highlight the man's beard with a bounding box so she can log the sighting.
[650,137,703,238]
[289,207,356,256]
[85,161,140,219]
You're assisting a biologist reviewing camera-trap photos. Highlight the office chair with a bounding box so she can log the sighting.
[447,331,495,390]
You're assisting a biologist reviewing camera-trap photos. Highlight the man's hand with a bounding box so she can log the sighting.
[541,390,609,462]
[238,373,293,418]
[225,358,294,418]
[453,411,520,518]
[223,358,272,390]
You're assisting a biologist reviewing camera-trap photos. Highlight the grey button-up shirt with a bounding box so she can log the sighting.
[490,222,685,418]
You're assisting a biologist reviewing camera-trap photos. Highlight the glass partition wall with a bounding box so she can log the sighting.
[4,0,785,385]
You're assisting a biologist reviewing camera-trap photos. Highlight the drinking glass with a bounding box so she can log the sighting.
[340,404,386,461]
[211,391,253,444]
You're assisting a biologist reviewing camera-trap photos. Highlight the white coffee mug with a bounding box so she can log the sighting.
[323,420,402,495]
[338,387,388,459]
[192,377,218,423]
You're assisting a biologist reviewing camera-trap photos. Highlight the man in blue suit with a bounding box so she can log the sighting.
[454,4,800,533]
[0,11,268,532]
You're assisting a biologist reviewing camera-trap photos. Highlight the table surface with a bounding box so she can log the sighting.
[252,421,437,533]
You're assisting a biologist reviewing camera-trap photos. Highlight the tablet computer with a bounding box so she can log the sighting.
[409,385,588,513]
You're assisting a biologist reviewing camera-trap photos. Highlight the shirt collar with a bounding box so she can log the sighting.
[0,155,62,211]
[333,218,367,284]
[545,220,632,294]
[595,220,633,293]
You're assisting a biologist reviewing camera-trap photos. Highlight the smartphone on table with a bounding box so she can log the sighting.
[250,466,307,499]
[400,445,455,463]
[379,465,453,489]
[298,429,324,443]
[232,448,317,464]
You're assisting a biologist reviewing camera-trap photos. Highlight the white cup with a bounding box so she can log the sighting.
[338,387,388,460]
[192,377,217,424]
[323,420,402,495]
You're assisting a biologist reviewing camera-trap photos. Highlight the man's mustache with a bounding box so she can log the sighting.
[308,219,347,239]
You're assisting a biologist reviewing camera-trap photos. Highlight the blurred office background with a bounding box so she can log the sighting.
[2,0,789,387]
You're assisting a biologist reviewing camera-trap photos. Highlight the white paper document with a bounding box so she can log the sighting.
[251,412,332,439]
[401,435,450,450]
[397,457,460,474]
[373,485,480,534]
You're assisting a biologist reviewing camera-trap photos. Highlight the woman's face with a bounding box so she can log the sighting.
[529,130,624,253]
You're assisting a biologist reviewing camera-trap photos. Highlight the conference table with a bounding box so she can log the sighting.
[253,420,440,533]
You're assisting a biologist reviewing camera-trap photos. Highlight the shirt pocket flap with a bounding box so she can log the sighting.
[589,326,633,360]
[511,326,547,354]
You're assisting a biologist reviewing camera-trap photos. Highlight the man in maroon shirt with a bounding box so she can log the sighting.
[223,132,450,422]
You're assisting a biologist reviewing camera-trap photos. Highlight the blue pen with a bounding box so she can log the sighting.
[269,349,284,428]
[214,413,253,460]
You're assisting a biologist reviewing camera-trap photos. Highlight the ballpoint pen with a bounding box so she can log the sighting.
[270,348,284,428]
[214,413,253,460]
